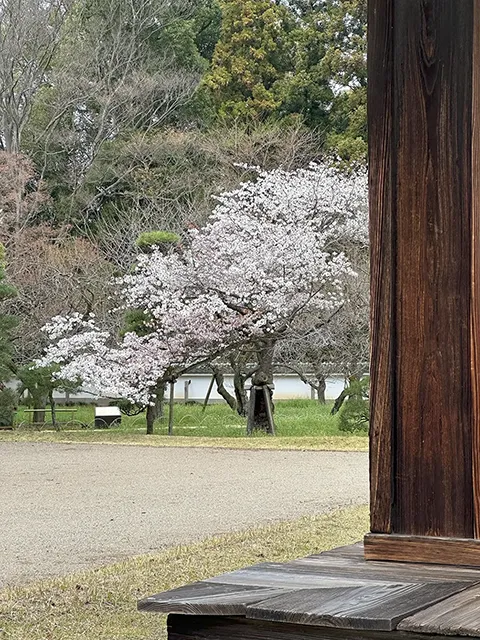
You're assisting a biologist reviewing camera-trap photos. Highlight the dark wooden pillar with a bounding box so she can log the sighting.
[366,0,480,565]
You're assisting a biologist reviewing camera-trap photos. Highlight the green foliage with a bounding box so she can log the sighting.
[20,0,369,231]
[136,231,181,251]
[201,0,367,162]
[337,377,370,433]
[17,365,78,407]
[122,309,153,338]
[193,0,223,62]
[318,0,367,162]
[204,0,295,120]
[0,388,17,427]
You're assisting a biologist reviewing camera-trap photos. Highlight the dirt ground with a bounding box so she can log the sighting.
[0,442,368,587]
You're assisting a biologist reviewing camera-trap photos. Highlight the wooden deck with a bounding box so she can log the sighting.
[139,543,480,639]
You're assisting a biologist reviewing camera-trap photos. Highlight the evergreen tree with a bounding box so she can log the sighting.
[292,0,367,162]
[321,0,367,163]
[203,0,295,120]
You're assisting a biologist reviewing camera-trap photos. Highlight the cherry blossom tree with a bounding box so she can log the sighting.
[38,162,367,434]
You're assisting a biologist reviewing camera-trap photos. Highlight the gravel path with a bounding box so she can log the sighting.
[0,443,368,587]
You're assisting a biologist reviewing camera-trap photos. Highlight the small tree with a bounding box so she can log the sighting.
[17,364,78,429]
[332,376,370,433]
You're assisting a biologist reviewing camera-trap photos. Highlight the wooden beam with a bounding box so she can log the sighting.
[365,534,480,567]
[471,0,480,540]
[167,615,469,640]
[368,0,480,558]
[368,0,395,536]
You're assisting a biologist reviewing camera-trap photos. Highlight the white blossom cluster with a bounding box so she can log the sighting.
[38,163,368,403]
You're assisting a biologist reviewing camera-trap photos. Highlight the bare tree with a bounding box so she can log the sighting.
[0,151,48,243]
[275,252,370,403]
[32,0,202,216]
[0,0,73,153]
[88,124,324,269]
[0,0,202,228]
[4,225,115,364]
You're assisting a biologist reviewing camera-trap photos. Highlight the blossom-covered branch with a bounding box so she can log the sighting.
[38,162,368,406]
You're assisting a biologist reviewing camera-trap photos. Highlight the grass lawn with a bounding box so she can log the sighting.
[2,400,368,451]
[0,505,369,640]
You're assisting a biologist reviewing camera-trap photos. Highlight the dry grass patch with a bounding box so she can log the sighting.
[0,506,369,640]
[0,432,368,451]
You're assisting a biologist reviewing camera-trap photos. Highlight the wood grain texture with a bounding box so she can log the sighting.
[246,583,472,632]
[393,0,474,539]
[472,0,480,541]
[368,0,395,536]
[398,584,480,636]
[167,615,469,640]
[320,543,364,559]
[292,552,480,584]
[365,534,480,567]
[368,0,480,543]
[207,562,393,590]
[137,581,288,615]
[140,545,480,636]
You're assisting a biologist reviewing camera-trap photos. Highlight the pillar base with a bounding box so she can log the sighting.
[365,533,480,567]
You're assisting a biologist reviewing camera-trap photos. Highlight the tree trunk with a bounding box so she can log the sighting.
[211,366,237,411]
[146,404,156,435]
[145,380,166,435]
[247,339,276,435]
[317,376,326,404]
[230,357,248,417]
[48,390,58,430]
[32,396,46,426]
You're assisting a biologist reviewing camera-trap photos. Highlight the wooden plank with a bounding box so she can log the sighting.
[245,583,472,632]
[320,543,364,559]
[367,0,395,536]
[365,534,480,567]
[167,614,469,640]
[292,554,480,584]
[472,0,480,541]
[138,581,288,615]
[207,562,399,590]
[393,0,475,539]
[398,584,480,636]
[208,569,388,590]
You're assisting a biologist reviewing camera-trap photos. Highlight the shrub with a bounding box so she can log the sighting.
[136,231,180,251]
[0,388,17,427]
[337,377,370,433]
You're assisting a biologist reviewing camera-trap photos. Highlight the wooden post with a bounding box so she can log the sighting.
[202,376,215,412]
[263,385,276,436]
[366,0,480,565]
[168,380,175,436]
